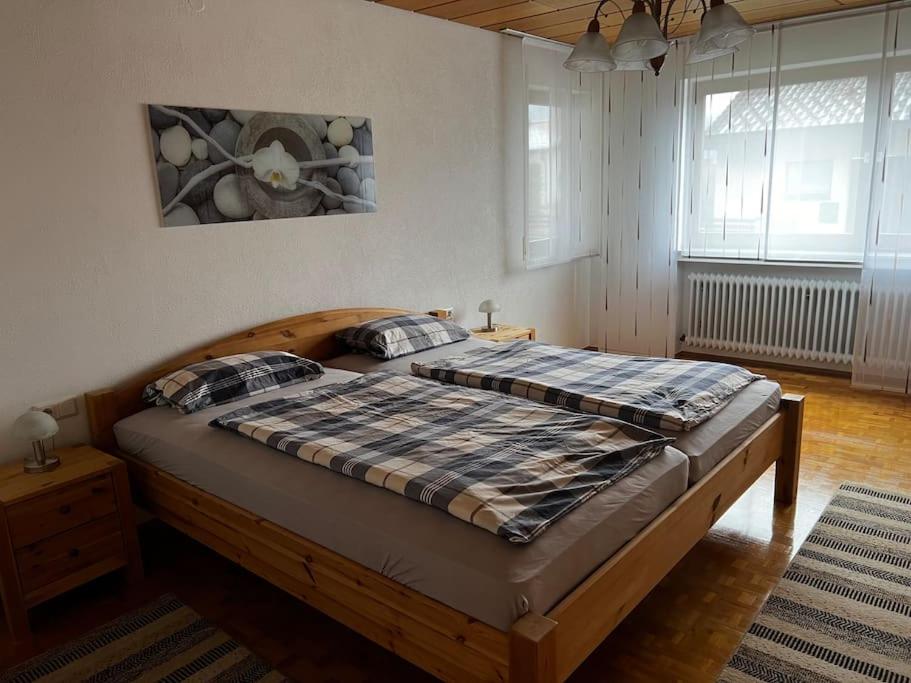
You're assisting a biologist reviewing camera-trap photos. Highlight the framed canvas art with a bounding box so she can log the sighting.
[148,105,376,226]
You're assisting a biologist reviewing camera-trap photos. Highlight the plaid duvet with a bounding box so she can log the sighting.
[412,342,763,431]
[210,372,671,543]
[143,351,324,414]
[336,314,469,360]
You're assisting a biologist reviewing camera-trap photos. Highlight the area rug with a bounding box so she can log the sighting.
[0,594,287,682]
[719,482,911,682]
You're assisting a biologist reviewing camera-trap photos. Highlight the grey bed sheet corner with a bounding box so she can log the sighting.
[113,367,689,631]
[668,379,781,483]
[325,340,783,485]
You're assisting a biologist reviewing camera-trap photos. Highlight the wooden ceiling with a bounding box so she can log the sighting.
[372,0,892,44]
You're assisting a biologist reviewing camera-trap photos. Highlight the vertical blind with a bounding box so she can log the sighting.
[523,37,602,269]
[854,8,911,392]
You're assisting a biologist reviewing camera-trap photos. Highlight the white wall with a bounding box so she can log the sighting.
[0,0,583,459]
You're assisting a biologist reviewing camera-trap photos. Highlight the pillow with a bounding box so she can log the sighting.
[143,351,324,414]
[337,314,470,360]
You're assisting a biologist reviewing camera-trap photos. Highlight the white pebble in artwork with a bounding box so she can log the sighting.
[213,174,253,219]
[338,145,359,167]
[160,125,192,166]
[327,118,353,147]
[230,109,256,125]
[321,178,343,210]
[164,203,199,227]
[191,138,209,160]
[360,178,377,204]
[346,116,366,129]
[336,167,360,197]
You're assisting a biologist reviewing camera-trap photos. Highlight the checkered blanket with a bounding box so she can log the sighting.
[210,372,671,543]
[412,342,763,431]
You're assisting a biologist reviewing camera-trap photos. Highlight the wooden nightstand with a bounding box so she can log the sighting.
[471,324,537,343]
[0,445,142,640]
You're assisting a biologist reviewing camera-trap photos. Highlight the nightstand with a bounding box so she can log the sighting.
[471,324,537,343]
[0,445,142,640]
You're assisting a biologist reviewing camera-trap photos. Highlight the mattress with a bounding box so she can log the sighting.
[114,368,689,630]
[326,345,781,485]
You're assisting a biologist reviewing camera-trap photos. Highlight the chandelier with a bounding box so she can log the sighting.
[563,0,755,75]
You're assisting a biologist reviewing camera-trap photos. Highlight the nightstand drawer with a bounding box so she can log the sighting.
[7,474,117,548]
[15,514,125,597]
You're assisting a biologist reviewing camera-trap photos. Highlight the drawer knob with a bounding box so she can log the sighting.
[68,548,80,558]
[59,504,72,515]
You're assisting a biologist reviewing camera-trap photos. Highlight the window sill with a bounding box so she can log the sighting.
[677,256,863,270]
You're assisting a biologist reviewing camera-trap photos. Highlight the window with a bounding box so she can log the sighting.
[523,37,601,269]
[678,14,885,264]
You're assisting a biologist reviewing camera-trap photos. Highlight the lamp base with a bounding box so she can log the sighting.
[480,325,499,333]
[23,454,60,474]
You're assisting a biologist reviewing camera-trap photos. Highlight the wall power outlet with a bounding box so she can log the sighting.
[32,397,79,421]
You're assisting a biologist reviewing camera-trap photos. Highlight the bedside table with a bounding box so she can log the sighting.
[471,324,537,343]
[0,445,142,640]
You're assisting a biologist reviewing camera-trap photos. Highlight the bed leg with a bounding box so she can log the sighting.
[774,394,804,507]
[509,613,558,683]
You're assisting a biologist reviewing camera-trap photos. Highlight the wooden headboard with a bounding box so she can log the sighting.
[85,307,409,452]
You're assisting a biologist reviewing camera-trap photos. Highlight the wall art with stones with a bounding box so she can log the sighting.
[147,105,376,226]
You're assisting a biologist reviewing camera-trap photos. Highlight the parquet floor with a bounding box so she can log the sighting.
[2,366,910,682]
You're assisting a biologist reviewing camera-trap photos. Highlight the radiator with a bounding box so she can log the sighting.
[684,273,861,365]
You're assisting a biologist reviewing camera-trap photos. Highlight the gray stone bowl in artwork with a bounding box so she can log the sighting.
[235,113,327,219]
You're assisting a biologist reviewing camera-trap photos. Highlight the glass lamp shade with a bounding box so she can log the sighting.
[687,30,739,64]
[478,299,502,314]
[614,58,653,71]
[612,10,669,62]
[564,23,617,72]
[698,2,754,50]
[13,410,59,442]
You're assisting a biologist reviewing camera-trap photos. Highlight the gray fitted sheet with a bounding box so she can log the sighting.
[325,345,781,484]
[114,368,689,630]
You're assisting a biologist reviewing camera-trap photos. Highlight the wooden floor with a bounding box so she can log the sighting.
[2,365,910,681]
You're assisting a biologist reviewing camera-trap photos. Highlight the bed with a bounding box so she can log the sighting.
[85,308,804,683]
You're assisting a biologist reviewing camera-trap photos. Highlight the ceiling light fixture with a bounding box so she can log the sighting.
[564,0,754,75]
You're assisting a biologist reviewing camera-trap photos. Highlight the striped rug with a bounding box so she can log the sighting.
[719,482,911,683]
[0,594,286,682]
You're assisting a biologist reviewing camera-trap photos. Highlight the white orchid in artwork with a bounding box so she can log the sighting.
[252,140,300,190]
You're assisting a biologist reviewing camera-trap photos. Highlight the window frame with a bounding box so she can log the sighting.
[678,59,882,265]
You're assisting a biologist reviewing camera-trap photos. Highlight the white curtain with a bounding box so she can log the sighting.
[522,37,602,269]
[594,45,683,357]
[853,7,911,393]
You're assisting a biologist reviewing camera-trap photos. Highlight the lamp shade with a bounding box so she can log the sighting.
[478,299,502,314]
[687,29,739,64]
[564,21,617,72]
[697,1,754,50]
[13,410,59,442]
[612,8,669,62]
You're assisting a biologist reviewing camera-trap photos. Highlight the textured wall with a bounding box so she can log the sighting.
[0,0,583,459]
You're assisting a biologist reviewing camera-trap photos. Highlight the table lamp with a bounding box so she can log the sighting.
[478,299,501,332]
[13,409,60,473]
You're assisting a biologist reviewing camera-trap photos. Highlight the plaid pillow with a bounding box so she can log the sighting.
[142,351,324,414]
[337,314,470,360]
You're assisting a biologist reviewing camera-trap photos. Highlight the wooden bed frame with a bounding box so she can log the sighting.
[84,307,804,683]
